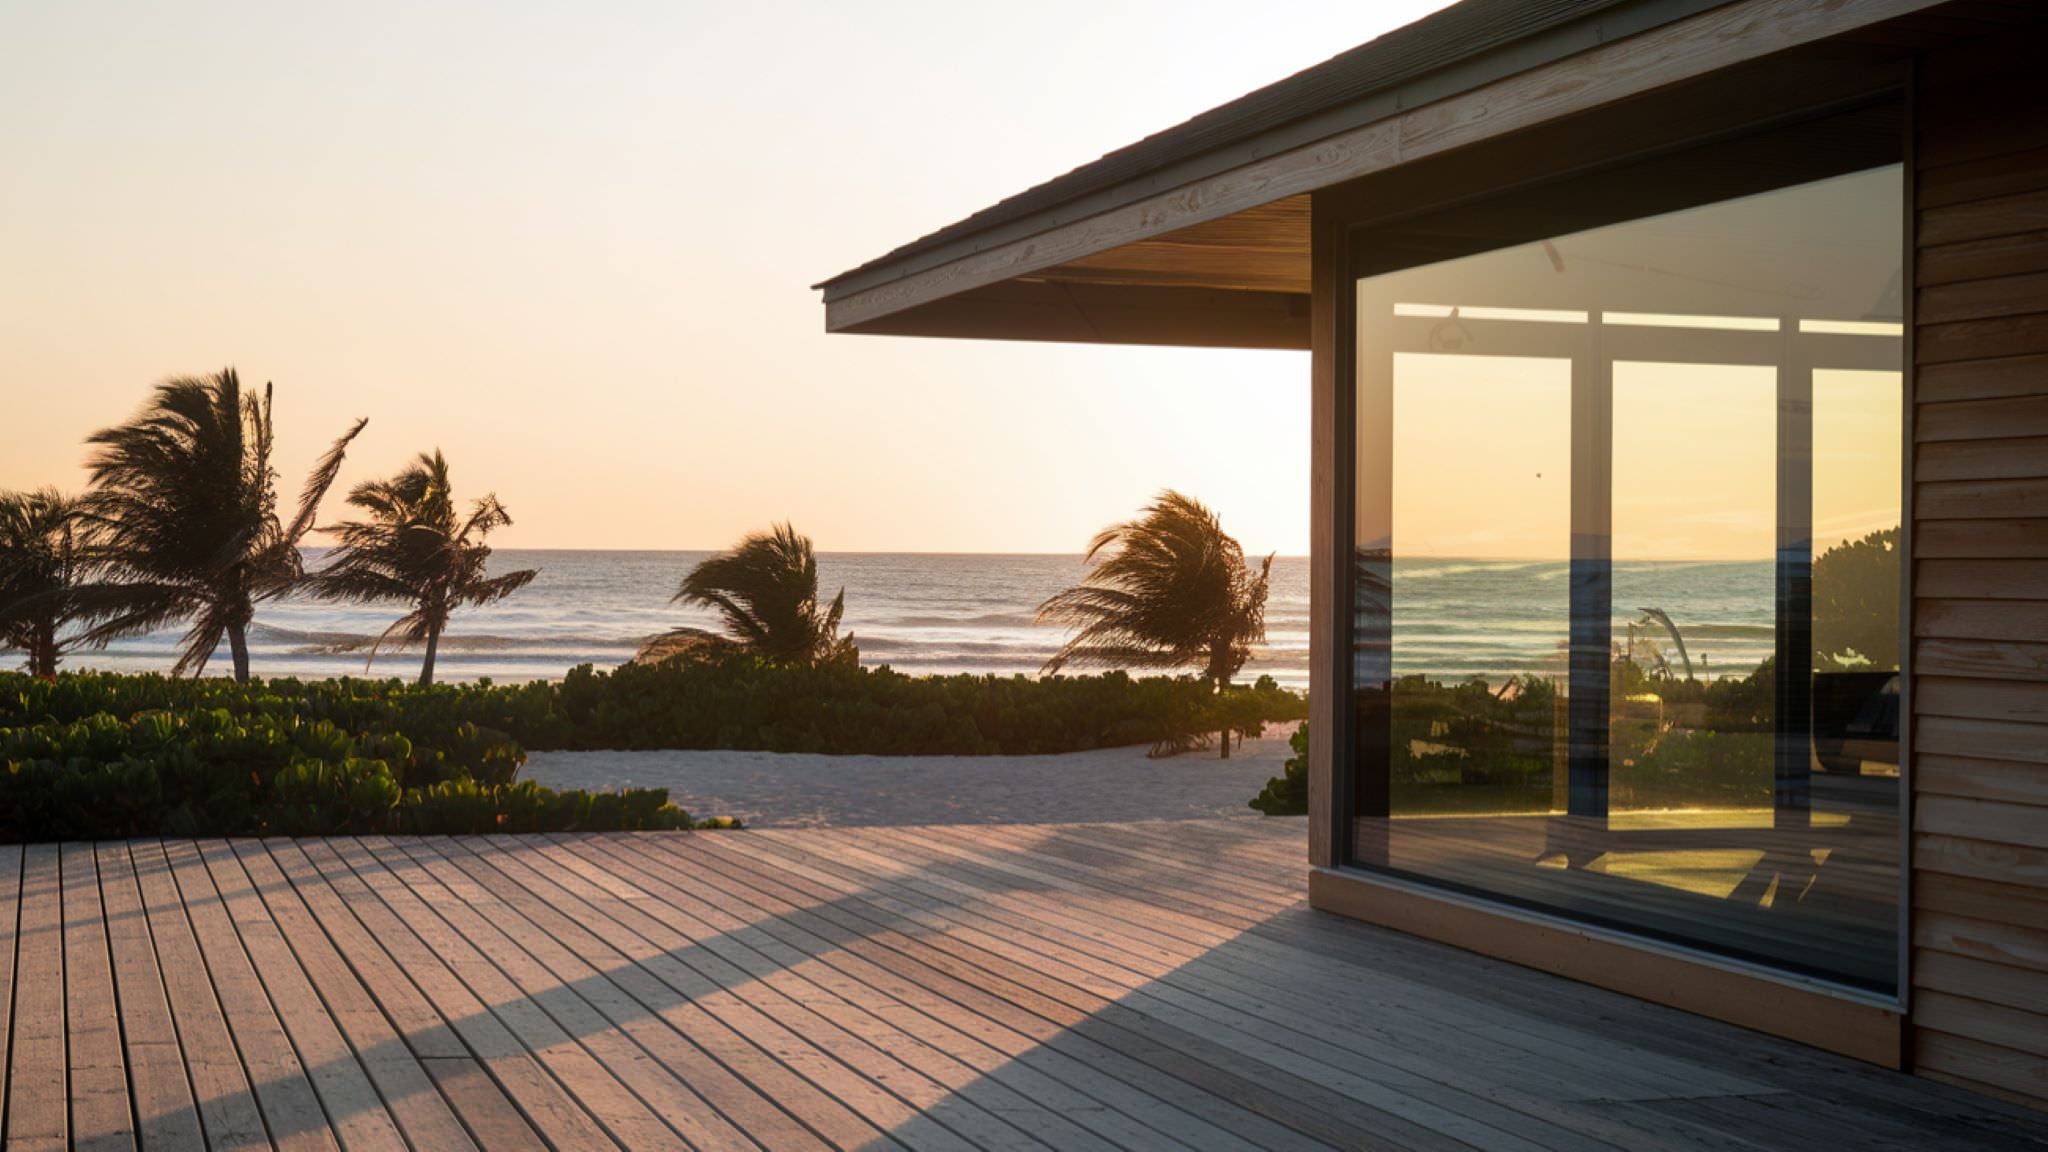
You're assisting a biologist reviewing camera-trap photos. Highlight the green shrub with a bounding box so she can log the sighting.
[0,693,723,842]
[1249,722,1310,815]
[0,660,1306,758]
[0,660,1307,841]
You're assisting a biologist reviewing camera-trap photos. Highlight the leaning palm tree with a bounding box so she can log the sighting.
[1039,490,1273,756]
[303,450,537,686]
[81,368,365,681]
[676,523,855,664]
[0,489,98,677]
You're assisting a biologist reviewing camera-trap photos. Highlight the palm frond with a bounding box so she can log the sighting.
[1039,490,1268,684]
[284,416,368,547]
[303,449,533,673]
[677,523,853,663]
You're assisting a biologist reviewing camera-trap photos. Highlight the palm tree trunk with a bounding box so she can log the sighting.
[1216,670,1232,759]
[227,620,251,683]
[33,619,57,680]
[419,624,441,687]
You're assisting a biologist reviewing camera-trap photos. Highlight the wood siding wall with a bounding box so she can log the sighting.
[1910,24,2048,1109]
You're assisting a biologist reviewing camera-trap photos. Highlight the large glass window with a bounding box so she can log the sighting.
[1348,162,1903,992]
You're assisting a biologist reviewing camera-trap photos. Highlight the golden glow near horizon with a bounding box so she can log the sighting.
[1368,166,1903,562]
[0,1,1466,557]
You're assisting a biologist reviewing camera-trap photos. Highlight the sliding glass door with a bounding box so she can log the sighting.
[1347,161,1904,992]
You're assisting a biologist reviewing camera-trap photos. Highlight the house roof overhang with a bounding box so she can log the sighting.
[816,0,1991,350]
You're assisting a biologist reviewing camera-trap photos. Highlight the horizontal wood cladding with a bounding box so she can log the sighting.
[1918,351,2048,403]
[1915,638,2048,681]
[1918,753,2048,805]
[1915,519,2048,558]
[1918,438,2048,482]
[1916,833,2048,889]
[1912,18,2048,1107]
[1918,948,2048,1015]
[1915,559,2048,599]
[1916,598,2048,641]
[1919,1030,2048,1108]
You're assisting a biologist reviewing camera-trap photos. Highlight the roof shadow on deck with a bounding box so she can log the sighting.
[834,822,2048,1152]
[42,828,2048,1151]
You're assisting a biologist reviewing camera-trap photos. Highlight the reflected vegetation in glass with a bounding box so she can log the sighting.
[1347,165,1904,991]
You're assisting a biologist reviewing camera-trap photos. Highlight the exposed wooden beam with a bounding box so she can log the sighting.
[838,280,1309,350]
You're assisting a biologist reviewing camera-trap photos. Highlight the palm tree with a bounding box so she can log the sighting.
[303,450,537,686]
[81,368,365,681]
[0,489,96,677]
[676,523,855,664]
[1039,490,1272,756]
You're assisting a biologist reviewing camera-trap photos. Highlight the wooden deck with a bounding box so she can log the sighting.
[2,822,2043,1151]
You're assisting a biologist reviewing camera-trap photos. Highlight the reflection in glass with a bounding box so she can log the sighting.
[1349,166,1903,991]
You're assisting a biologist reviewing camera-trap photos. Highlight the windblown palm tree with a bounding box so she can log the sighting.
[1039,490,1272,756]
[82,368,365,681]
[303,450,537,686]
[0,489,97,677]
[676,523,855,664]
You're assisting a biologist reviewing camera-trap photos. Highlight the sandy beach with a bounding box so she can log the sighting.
[522,720,1303,827]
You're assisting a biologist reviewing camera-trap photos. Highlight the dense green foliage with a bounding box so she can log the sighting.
[523,658,1302,755]
[0,674,728,841]
[1814,526,1901,672]
[1372,656,1778,814]
[1,658,1305,758]
[1248,722,1309,816]
[0,660,1304,840]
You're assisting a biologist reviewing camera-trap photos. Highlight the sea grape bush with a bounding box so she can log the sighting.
[0,698,707,842]
[1248,721,1310,816]
[0,657,1306,757]
[0,660,1301,841]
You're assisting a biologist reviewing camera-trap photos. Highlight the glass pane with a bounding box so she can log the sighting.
[1349,165,1903,992]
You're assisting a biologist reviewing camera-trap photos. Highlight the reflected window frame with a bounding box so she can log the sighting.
[1329,101,1911,996]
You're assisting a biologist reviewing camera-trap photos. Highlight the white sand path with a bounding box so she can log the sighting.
[522,720,1304,827]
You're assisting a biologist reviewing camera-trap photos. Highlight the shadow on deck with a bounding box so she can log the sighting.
[1,822,2041,1150]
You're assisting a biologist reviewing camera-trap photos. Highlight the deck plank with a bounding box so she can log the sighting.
[0,844,20,1143]
[425,835,911,1152]
[7,823,2048,1150]
[193,840,405,1152]
[281,837,621,1152]
[380,835,837,1152]
[327,835,701,1152]
[694,828,1646,1152]
[8,844,69,1150]
[95,843,204,1152]
[553,834,1183,1152]
[226,840,478,1152]
[161,839,343,1152]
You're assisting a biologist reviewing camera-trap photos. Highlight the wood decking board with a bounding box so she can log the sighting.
[3,828,2045,1149]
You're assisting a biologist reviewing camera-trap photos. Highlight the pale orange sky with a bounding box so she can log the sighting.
[0,1,1464,556]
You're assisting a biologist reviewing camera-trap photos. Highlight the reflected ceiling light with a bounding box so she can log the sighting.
[1798,319,1904,336]
[1603,312,1780,331]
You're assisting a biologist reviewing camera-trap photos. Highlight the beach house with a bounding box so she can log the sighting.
[820,0,2048,1105]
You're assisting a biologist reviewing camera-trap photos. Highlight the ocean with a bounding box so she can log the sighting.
[57,552,1777,689]
[67,551,1314,686]
[1387,559,1778,684]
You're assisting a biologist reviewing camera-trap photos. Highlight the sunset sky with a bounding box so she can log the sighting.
[0,1,1461,556]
